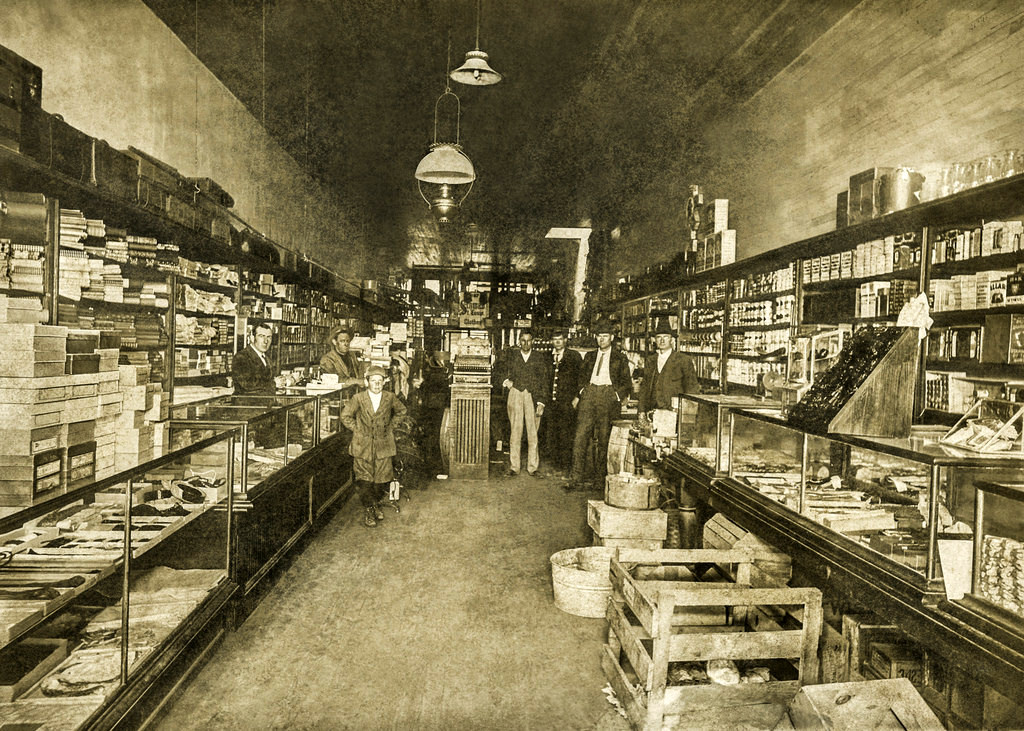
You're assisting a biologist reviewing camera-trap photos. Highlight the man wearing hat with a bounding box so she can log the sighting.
[567,318,631,491]
[320,326,365,397]
[341,364,407,527]
[542,329,583,474]
[638,318,700,415]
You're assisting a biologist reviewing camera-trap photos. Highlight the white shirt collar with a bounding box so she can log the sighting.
[368,390,383,410]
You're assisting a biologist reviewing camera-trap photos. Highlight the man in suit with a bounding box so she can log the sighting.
[567,318,632,491]
[638,318,700,416]
[542,330,583,474]
[232,322,276,395]
[498,331,551,476]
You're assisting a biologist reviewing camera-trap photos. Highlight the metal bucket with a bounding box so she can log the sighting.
[550,546,616,618]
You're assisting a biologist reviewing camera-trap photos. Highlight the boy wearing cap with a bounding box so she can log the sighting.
[341,365,407,527]
[568,318,631,491]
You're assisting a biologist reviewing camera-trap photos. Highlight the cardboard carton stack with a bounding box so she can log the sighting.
[113,363,169,471]
[0,314,122,506]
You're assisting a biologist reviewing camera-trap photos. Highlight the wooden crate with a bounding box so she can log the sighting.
[602,548,821,731]
[783,678,943,729]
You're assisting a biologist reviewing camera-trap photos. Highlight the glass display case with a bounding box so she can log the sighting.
[166,394,319,498]
[677,393,781,474]
[963,481,1024,620]
[725,408,1024,587]
[0,431,235,728]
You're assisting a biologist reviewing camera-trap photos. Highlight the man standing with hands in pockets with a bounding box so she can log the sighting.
[498,331,550,477]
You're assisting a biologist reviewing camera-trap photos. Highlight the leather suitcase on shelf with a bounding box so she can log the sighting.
[164,191,195,227]
[194,190,231,242]
[187,177,234,208]
[124,146,186,212]
[0,98,21,152]
[91,139,138,202]
[0,44,43,112]
[31,111,91,181]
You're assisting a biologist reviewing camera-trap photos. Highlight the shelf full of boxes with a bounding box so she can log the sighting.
[0,45,400,512]
[616,168,1024,417]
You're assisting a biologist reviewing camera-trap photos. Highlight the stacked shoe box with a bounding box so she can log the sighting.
[114,364,168,471]
[0,318,124,505]
[587,473,667,550]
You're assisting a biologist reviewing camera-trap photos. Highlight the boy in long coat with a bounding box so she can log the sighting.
[341,365,407,527]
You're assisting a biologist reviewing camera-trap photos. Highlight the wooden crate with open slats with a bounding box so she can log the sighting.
[601,548,822,731]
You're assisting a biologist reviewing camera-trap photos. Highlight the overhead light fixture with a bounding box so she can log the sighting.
[416,45,475,223]
[451,0,502,86]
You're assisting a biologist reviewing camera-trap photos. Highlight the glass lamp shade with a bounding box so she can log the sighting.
[450,50,502,86]
[415,143,476,184]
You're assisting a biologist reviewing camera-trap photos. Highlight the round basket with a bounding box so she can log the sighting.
[550,546,617,618]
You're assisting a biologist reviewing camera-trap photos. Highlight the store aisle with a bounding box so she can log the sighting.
[155,473,615,730]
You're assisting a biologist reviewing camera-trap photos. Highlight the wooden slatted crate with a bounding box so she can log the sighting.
[601,548,822,731]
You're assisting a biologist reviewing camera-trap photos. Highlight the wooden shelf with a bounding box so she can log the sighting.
[175,307,236,319]
[724,322,792,331]
[802,267,920,292]
[176,275,237,295]
[174,342,233,349]
[729,287,796,303]
[930,249,1024,278]
[926,360,1024,379]
[932,304,1024,323]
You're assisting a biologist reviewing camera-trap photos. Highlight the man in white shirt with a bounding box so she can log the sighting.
[567,319,631,491]
[232,322,276,394]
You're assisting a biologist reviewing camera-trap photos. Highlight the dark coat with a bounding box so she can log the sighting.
[232,346,275,395]
[578,347,632,402]
[549,348,583,404]
[638,350,700,412]
[341,389,407,461]
[498,348,551,405]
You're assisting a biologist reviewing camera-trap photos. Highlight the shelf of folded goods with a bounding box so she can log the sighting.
[174,275,236,296]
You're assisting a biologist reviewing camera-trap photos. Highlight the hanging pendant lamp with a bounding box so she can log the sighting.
[451,0,502,86]
[415,73,475,222]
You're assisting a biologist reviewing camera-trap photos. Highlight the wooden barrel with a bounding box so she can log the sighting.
[606,420,634,475]
[439,406,451,471]
[605,473,661,510]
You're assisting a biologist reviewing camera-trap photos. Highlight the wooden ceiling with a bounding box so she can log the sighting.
[143,0,860,273]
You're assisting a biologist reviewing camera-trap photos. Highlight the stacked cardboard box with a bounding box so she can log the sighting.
[113,364,168,471]
[0,321,125,505]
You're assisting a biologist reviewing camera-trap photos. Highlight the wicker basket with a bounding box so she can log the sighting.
[550,546,617,618]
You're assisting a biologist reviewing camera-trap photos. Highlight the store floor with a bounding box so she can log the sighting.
[155,468,622,731]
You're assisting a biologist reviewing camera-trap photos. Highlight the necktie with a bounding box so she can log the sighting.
[594,351,604,381]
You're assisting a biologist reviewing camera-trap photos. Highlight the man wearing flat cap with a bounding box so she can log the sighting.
[320,326,365,397]
[638,318,699,415]
[568,317,631,491]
